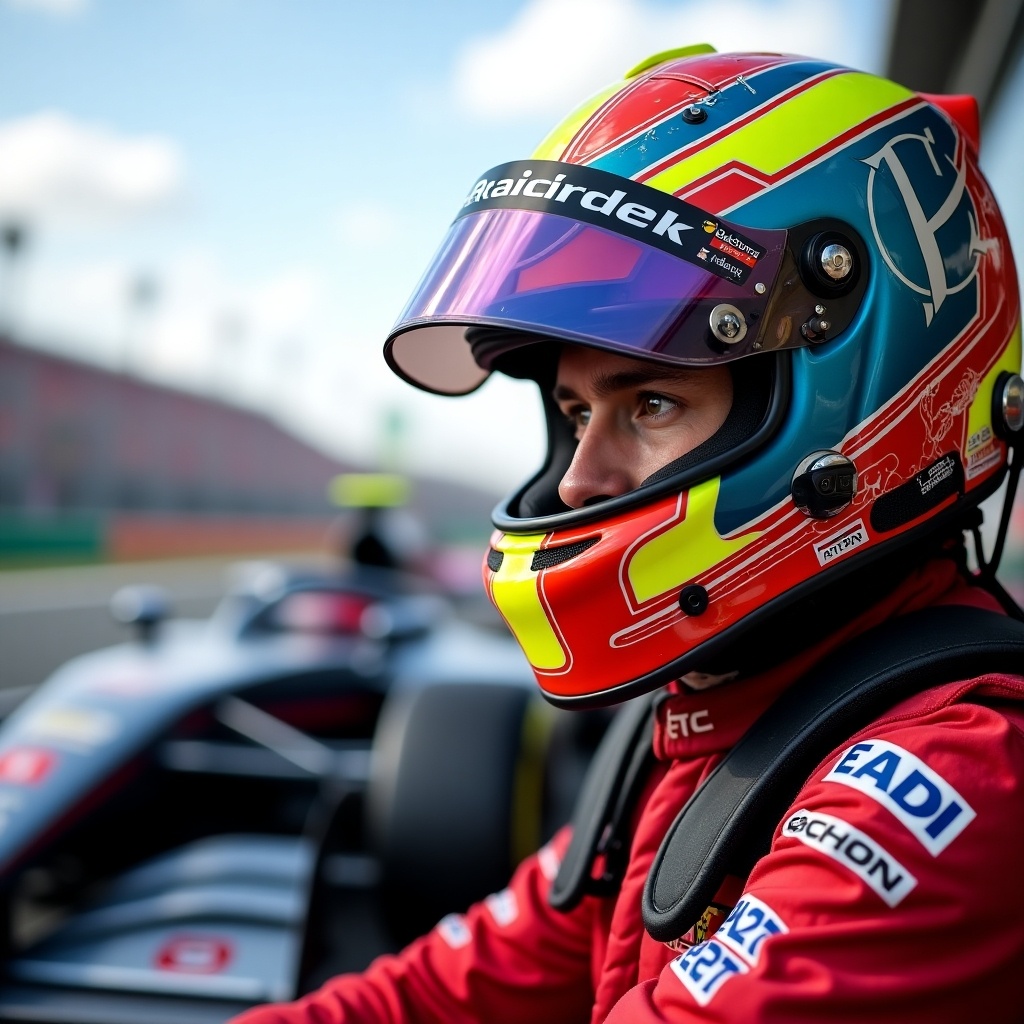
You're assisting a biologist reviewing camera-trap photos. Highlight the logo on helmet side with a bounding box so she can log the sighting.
[863,123,995,326]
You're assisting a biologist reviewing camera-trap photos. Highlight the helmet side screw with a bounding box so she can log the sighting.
[679,584,709,616]
[682,104,707,124]
[800,316,831,342]
[709,303,748,345]
[820,243,853,281]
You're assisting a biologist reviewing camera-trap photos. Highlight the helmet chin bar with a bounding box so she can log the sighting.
[535,483,1011,711]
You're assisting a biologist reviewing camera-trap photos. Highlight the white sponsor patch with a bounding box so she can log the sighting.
[670,939,749,1006]
[782,808,917,906]
[825,739,975,855]
[665,708,714,740]
[814,519,868,566]
[437,913,471,949]
[965,442,1001,480]
[537,844,560,881]
[714,895,788,966]
[966,426,993,454]
[485,888,518,927]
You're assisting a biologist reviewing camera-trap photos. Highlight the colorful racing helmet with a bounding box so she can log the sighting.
[384,46,1024,708]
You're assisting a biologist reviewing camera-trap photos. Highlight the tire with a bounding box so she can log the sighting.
[366,681,534,944]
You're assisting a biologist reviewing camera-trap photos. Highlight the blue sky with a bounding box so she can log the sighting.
[3,0,1017,499]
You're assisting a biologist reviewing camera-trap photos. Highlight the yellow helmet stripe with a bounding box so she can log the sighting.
[626,477,760,605]
[643,72,915,198]
[967,320,1023,442]
[490,534,568,671]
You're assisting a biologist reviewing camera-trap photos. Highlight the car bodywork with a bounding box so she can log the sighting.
[0,553,586,1024]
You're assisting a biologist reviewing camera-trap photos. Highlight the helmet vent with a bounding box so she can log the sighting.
[486,548,504,572]
[530,537,599,571]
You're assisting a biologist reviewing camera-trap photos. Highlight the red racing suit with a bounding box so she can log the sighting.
[232,559,1024,1023]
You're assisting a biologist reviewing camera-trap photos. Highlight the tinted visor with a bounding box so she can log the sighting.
[385,160,790,395]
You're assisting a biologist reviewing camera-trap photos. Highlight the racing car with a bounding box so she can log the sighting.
[0,483,605,1023]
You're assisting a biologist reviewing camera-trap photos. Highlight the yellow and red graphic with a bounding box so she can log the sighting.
[485,477,764,700]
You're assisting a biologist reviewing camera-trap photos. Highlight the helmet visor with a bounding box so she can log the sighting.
[385,160,791,395]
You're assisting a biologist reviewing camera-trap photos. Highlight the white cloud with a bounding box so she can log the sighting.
[453,0,890,122]
[2,0,88,16]
[0,111,184,227]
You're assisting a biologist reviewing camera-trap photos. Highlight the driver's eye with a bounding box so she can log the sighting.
[565,406,590,430]
[641,395,677,417]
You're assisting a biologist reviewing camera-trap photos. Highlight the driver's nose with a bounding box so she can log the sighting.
[557,420,636,509]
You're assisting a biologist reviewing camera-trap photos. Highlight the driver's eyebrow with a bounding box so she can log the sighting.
[553,366,706,402]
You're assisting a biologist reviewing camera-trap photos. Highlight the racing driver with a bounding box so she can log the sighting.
[233,46,1024,1023]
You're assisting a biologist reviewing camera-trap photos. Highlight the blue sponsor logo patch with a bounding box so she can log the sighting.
[715,894,788,965]
[668,895,786,1005]
[824,739,975,854]
[670,939,748,1006]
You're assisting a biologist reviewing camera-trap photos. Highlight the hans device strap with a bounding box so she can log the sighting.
[642,605,1024,942]
[549,690,658,911]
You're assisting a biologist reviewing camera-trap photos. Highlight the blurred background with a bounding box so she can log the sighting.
[1,0,1022,689]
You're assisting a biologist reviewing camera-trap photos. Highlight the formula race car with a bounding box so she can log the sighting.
[0,485,605,1023]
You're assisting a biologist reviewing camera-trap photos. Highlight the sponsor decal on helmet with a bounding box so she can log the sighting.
[964,425,1001,481]
[824,739,975,854]
[783,808,917,906]
[460,160,765,285]
[863,124,996,326]
[813,518,869,566]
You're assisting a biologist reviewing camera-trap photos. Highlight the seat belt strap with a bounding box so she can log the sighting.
[549,689,657,911]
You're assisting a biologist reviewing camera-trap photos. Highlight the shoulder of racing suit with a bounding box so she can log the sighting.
[549,603,1024,942]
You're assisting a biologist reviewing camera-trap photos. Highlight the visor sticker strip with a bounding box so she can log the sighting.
[458,159,777,287]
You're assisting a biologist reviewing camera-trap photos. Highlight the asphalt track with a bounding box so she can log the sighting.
[0,554,330,694]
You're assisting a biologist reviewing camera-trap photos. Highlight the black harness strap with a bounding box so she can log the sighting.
[642,605,1024,941]
[549,689,657,911]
